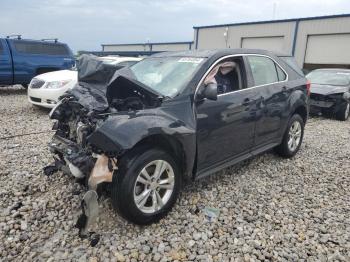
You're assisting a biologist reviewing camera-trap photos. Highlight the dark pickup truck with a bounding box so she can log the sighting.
[0,37,75,87]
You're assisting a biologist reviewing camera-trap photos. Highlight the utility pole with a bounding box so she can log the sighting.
[273,2,277,20]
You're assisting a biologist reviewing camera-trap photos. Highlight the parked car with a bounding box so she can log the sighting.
[307,69,350,120]
[28,56,142,108]
[0,37,74,88]
[46,49,309,229]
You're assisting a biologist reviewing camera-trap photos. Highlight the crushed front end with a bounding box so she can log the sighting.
[309,93,346,116]
[44,55,164,238]
[46,97,118,237]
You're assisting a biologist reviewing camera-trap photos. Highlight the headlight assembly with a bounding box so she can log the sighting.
[45,80,71,89]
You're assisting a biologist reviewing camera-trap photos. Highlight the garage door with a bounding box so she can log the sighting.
[241,36,284,53]
[305,34,350,64]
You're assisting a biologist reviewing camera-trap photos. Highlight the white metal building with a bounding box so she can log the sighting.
[101,41,193,53]
[98,14,350,70]
[193,14,350,69]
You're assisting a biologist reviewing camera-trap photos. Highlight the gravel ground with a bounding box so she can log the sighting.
[0,85,350,262]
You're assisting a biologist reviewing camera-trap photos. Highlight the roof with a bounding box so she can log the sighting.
[5,38,66,45]
[101,41,193,47]
[193,13,350,29]
[100,56,142,62]
[151,48,276,58]
[313,68,350,72]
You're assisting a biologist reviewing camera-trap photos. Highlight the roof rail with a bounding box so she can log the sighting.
[6,34,22,40]
[41,38,58,43]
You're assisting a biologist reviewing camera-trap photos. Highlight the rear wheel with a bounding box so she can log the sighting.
[111,148,181,225]
[335,101,350,121]
[275,114,304,158]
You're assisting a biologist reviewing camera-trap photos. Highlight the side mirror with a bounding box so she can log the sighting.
[197,83,218,101]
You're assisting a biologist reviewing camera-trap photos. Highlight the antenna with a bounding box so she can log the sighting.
[6,34,22,40]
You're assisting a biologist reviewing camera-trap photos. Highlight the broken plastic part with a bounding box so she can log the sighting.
[76,190,99,238]
[203,206,220,222]
[43,165,59,176]
[67,160,85,178]
[88,154,117,190]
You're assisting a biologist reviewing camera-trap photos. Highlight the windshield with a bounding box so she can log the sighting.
[307,70,350,86]
[130,57,204,97]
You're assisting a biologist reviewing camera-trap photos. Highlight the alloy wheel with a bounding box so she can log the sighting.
[133,160,175,214]
[288,121,302,152]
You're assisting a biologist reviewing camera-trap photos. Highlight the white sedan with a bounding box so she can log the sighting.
[28,56,142,108]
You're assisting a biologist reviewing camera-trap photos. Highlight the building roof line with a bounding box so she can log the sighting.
[193,13,350,29]
[101,41,193,47]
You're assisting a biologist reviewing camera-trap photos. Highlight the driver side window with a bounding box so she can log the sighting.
[204,57,245,95]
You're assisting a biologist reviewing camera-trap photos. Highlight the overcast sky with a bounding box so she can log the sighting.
[1,0,350,52]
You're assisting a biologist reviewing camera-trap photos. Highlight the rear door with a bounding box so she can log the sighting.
[246,55,289,147]
[196,56,260,173]
[0,39,13,85]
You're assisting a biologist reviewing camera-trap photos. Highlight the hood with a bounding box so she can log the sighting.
[310,84,349,96]
[35,69,77,82]
[68,54,162,112]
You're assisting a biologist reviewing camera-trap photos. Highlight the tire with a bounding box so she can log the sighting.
[335,101,350,121]
[22,84,28,89]
[111,147,181,225]
[275,114,304,158]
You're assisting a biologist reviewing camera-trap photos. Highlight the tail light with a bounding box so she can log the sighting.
[306,80,311,96]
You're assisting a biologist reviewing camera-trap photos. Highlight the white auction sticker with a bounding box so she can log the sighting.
[178,57,204,64]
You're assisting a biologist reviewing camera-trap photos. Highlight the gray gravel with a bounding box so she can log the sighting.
[1,85,350,261]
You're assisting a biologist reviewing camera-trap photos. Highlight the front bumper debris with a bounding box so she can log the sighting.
[44,134,118,243]
[309,99,334,108]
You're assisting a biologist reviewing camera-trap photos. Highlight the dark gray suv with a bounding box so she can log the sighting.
[47,50,309,230]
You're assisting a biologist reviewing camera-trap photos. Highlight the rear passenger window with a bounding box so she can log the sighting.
[247,56,285,86]
[13,40,69,55]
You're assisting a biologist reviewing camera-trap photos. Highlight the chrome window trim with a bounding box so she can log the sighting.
[194,53,289,98]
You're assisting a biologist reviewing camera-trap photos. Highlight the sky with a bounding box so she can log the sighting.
[1,0,350,53]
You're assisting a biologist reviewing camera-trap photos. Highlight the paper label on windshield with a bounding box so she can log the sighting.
[178,57,203,64]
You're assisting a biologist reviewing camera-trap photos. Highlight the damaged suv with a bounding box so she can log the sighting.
[307,69,350,121]
[47,50,309,226]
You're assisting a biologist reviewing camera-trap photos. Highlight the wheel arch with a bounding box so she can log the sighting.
[293,104,308,124]
[125,134,189,182]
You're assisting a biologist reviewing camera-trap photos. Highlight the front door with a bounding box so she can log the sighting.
[195,57,259,173]
[0,40,13,85]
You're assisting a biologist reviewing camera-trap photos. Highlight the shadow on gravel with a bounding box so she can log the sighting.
[31,105,51,115]
[0,86,27,95]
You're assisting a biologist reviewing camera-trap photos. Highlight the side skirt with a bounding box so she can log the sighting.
[194,142,279,180]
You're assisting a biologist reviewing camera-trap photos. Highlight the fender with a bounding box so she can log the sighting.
[87,97,197,178]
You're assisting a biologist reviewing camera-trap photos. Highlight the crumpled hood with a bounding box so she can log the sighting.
[310,84,349,96]
[35,69,77,82]
[67,54,161,112]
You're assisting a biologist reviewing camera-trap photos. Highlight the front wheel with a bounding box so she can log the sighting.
[111,148,181,225]
[335,101,350,121]
[275,114,304,158]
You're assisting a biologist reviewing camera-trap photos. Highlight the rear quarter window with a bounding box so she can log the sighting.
[279,56,304,76]
[13,40,70,56]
